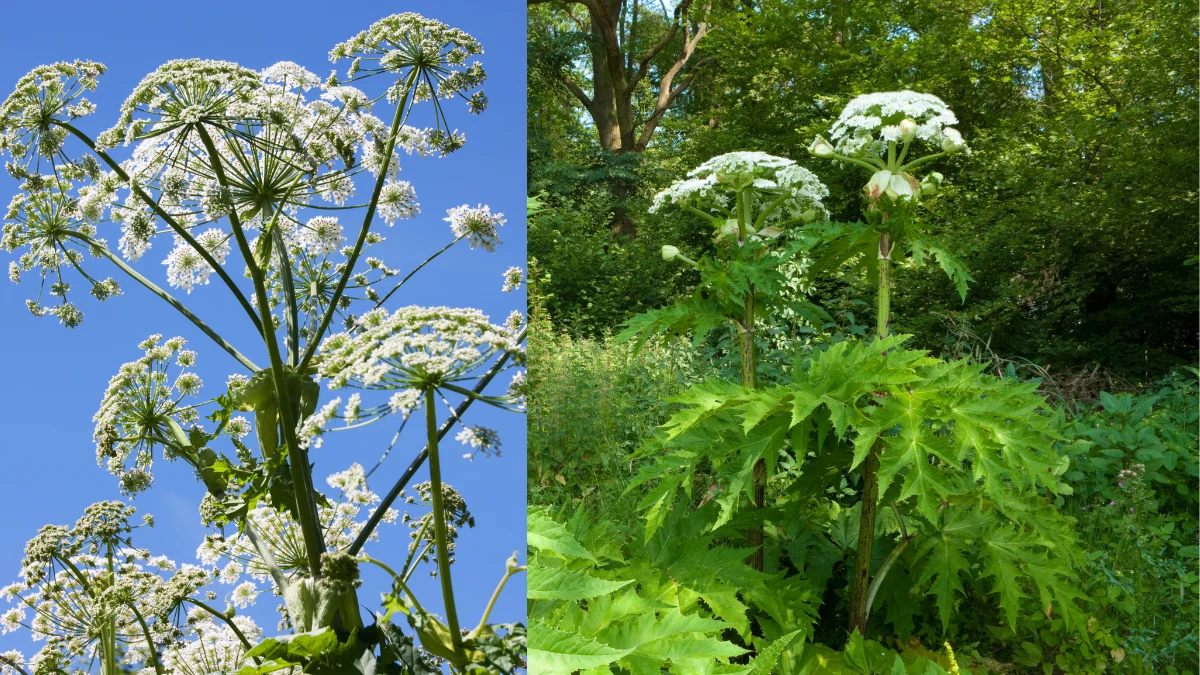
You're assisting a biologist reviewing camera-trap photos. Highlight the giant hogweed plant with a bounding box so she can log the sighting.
[0,13,526,675]
[607,92,1089,669]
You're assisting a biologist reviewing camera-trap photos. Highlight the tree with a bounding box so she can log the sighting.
[528,0,715,235]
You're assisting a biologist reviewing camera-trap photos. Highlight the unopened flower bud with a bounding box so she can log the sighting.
[920,171,944,195]
[505,551,521,575]
[714,219,740,243]
[899,118,918,142]
[808,135,835,159]
[800,209,818,223]
[941,128,966,154]
[661,245,680,261]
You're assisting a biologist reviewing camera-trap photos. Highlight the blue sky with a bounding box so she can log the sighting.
[0,0,526,662]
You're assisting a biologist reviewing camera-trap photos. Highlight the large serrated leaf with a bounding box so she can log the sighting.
[529,508,594,561]
[527,566,633,601]
[528,624,631,675]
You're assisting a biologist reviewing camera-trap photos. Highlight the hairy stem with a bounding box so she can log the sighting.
[848,231,892,634]
[737,188,766,571]
[425,387,463,652]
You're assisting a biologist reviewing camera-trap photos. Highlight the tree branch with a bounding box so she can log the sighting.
[624,22,681,95]
[561,74,594,110]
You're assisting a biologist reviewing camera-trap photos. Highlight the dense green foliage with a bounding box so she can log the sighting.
[528,0,1198,378]
[528,324,1198,672]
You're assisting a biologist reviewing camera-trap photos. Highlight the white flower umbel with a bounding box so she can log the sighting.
[455,425,501,460]
[162,229,231,293]
[810,91,968,203]
[501,266,523,292]
[827,91,959,155]
[330,13,487,155]
[444,204,505,252]
[92,335,204,495]
[377,180,420,225]
[0,61,104,169]
[294,216,344,256]
[199,464,398,584]
[5,502,211,675]
[318,306,518,393]
[1,177,120,325]
[650,151,828,244]
[158,612,281,675]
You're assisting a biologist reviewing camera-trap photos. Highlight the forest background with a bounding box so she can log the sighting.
[527,0,1196,376]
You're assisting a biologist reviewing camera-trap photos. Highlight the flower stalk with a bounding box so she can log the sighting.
[425,387,463,652]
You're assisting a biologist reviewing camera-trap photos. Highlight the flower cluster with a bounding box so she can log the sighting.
[2,502,214,675]
[92,335,204,495]
[1117,463,1146,488]
[825,90,963,158]
[162,229,232,292]
[2,177,120,325]
[197,464,398,586]
[501,265,523,292]
[153,611,283,675]
[649,152,828,240]
[98,59,262,149]
[377,180,420,225]
[456,425,501,460]
[0,60,104,169]
[810,91,967,205]
[403,481,474,576]
[330,13,487,141]
[318,305,520,393]
[445,203,505,252]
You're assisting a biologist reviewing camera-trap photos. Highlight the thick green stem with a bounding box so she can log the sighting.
[425,388,463,651]
[104,546,117,675]
[848,232,892,634]
[194,126,326,583]
[741,285,767,572]
[876,234,891,338]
